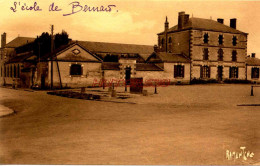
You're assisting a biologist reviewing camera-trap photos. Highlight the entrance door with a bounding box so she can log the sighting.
[217,66,223,81]
[125,67,131,85]
[41,74,45,89]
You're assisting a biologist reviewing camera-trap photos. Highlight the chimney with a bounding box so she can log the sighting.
[230,18,237,29]
[165,16,169,31]
[154,45,159,52]
[252,53,255,58]
[217,18,224,24]
[1,32,6,48]
[178,11,185,30]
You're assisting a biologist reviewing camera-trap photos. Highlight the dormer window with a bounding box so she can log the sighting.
[203,33,209,44]
[218,34,223,45]
[232,36,237,46]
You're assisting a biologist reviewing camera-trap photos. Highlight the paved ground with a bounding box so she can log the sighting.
[0,84,259,165]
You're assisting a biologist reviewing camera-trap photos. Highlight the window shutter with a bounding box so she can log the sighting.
[182,65,185,77]
[208,66,211,78]
[229,67,231,78]
[251,68,254,78]
[200,66,203,78]
[81,66,83,75]
[174,65,177,78]
[236,67,239,78]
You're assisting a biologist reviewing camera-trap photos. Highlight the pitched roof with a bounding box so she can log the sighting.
[102,62,120,70]
[78,41,154,55]
[136,63,163,71]
[147,52,190,63]
[246,57,260,66]
[6,52,36,64]
[5,37,35,48]
[158,17,246,35]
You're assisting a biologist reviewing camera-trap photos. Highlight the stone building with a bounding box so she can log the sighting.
[157,11,248,82]
[0,33,35,86]
[35,41,190,88]
[246,53,260,83]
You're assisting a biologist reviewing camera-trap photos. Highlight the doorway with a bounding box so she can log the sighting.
[125,67,131,85]
[217,66,223,81]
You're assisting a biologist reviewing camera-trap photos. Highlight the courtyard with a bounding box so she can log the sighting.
[0,84,259,165]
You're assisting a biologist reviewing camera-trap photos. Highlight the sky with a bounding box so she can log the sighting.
[0,0,260,58]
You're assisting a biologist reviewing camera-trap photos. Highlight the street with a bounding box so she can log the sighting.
[0,84,259,165]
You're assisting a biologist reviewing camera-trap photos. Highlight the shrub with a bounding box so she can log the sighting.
[191,78,218,84]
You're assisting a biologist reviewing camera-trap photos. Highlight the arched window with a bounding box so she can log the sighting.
[203,33,209,44]
[218,49,224,61]
[168,37,172,43]
[232,50,237,62]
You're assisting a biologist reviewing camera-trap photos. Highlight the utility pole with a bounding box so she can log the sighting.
[50,25,54,90]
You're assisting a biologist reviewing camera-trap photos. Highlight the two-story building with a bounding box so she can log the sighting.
[158,11,248,82]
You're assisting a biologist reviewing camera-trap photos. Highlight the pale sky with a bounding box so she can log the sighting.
[0,0,260,58]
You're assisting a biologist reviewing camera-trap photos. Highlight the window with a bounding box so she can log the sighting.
[229,67,238,78]
[218,35,223,45]
[201,66,210,78]
[232,50,237,62]
[232,36,237,46]
[174,65,184,78]
[218,49,224,61]
[10,66,12,77]
[203,48,209,60]
[161,38,165,47]
[251,68,259,79]
[14,65,17,78]
[168,37,172,43]
[70,64,82,76]
[203,33,209,44]
[17,64,20,78]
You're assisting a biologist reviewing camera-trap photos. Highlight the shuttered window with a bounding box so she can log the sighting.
[70,64,83,76]
[218,49,224,61]
[200,66,210,78]
[229,67,239,78]
[251,68,259,79]
[232,50,237,62]
[174,65,184,78]
[203,48,209,60]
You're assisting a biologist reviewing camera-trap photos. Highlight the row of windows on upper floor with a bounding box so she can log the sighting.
[202,48,238,62]
[1,65,20,78]
[160,33,238,47]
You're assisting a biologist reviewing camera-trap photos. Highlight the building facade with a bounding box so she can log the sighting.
[157,12,248,82]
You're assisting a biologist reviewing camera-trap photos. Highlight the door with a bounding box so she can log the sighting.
[41,74,45,89]
[125,67,131,85]
[217,66,223,81]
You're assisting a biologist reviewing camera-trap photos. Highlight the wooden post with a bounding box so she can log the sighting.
[154,83,157,94]
[50,25,54,90]
[251,86,254,96]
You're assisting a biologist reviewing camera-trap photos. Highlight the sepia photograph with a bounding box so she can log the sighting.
[0,0,259,165]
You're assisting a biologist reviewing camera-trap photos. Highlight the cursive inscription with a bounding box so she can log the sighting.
[63,1,117,16]
[10,1,42,12]
[9,1,118,16]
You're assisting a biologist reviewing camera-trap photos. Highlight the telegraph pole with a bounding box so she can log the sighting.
[50,25,54,89]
